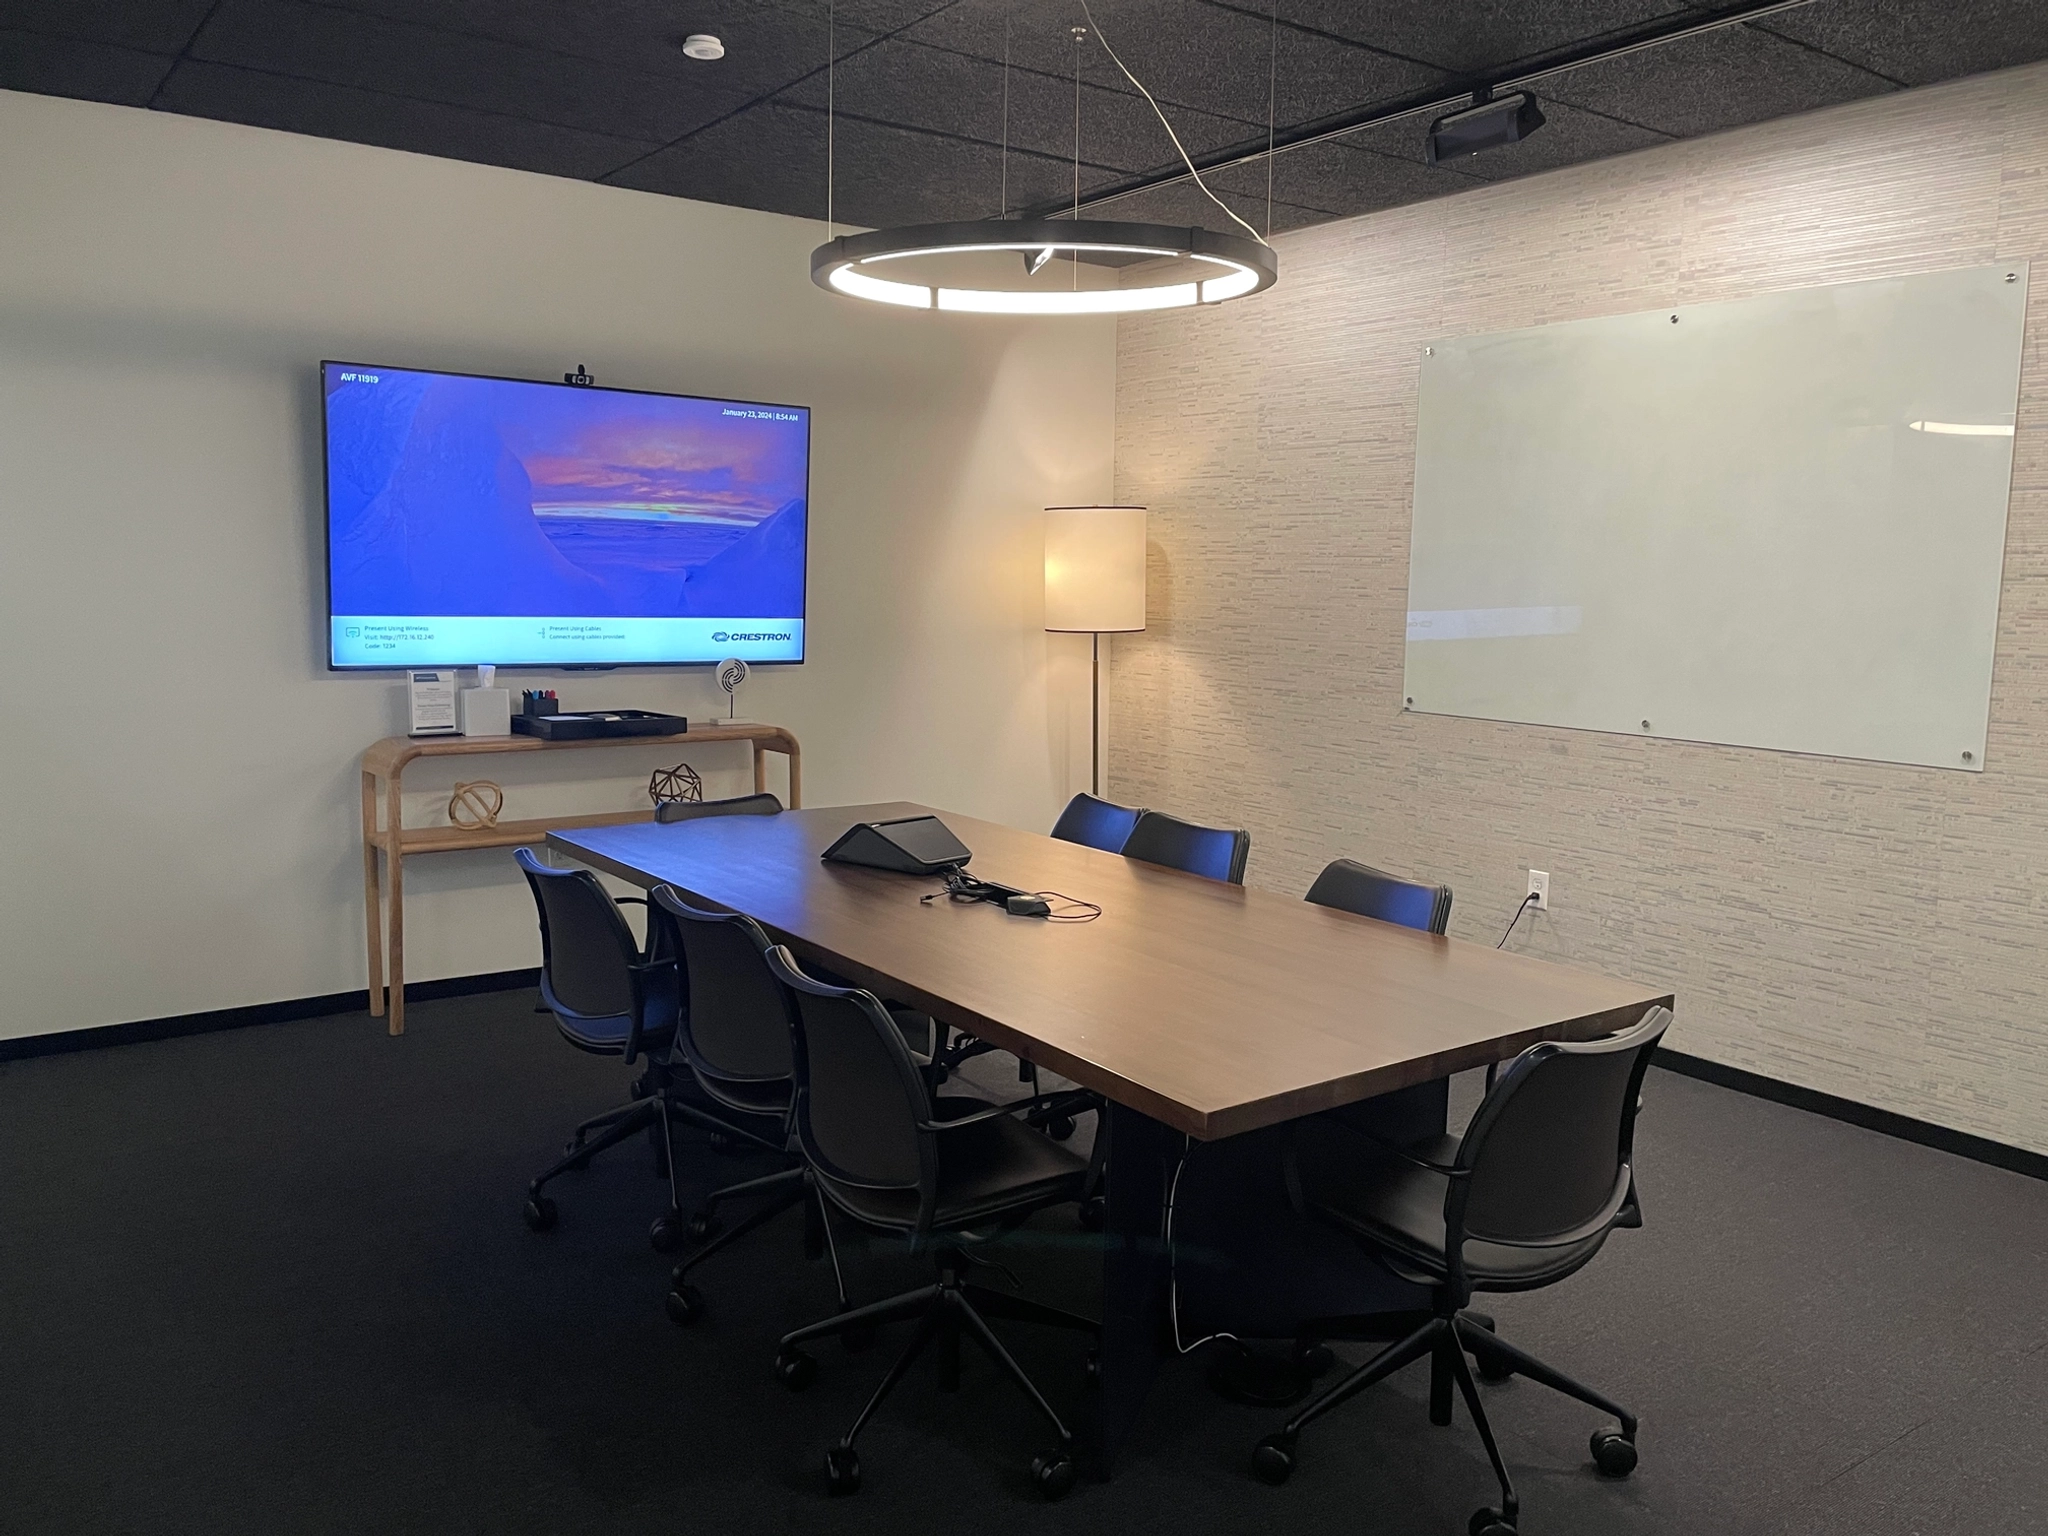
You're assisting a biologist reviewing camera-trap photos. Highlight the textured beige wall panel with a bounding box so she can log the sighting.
[1113,63,2048,1154]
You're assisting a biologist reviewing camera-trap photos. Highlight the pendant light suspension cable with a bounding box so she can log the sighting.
[1265,0,1278,238]
[825,0,835,239]
[1000,16,1010,217]
[1074,0,1269,247]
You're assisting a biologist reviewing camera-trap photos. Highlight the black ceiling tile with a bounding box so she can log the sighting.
[1335,94,1672,183]
[0,27,171,105]
[153,58,661,179]
[1540,21,1898,137]
[189,0,768,143]
[1092,176,1325,236]
[905,0,1450,128]
[0,1,215,55]
[607,99,1072,228]
[773,37,1258,173]
[771,0,964,34]
[1750,0,2048,88]
[310,1,876,99]
[1204,138,1484,217]
[1227,0,1692,78]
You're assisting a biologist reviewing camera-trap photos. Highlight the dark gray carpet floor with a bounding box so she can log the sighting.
[1,990,2044,1536]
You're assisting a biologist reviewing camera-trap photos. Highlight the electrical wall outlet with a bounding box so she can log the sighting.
[1527,870,1550,910]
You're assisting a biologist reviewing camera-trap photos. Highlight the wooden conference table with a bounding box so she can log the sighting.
[549,802,1672,1467]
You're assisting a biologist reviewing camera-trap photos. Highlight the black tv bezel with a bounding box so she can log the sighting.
[320,359,811,672]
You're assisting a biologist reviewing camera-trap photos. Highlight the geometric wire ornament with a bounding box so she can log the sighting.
[648,762,703,807]
[448,779,504,830]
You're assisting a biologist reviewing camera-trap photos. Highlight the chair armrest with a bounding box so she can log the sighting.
[917,1094,1057,1132]
[1306,1115,1469,1178]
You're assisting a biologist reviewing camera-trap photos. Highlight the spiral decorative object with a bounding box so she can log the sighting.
[648,762,703,807]
[448,780,504,831]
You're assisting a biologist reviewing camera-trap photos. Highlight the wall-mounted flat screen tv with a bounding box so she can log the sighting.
[323,362,808,669]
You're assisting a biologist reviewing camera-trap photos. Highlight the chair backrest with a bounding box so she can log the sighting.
[649,886,795,1083]
[1305,858,1452,935]
[1448,1007,1671,1273]
[1122,809,1251,884]
[514,847,645,1048]
[656,791,783,824]
[1049,792,1144,854]
[765,945,935,1218]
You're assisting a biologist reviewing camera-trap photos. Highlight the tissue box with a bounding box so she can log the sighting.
[458,687,512,737]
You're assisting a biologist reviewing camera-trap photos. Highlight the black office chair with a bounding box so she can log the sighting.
[656,790,784,823]
[764,945,1098,1500]
[1122,808,1251,883]
[653,887,860,1325]
[1305,857,1452,934]
[514,848,713,1248]
[1049,791,1144,853]
[1251,1006,1672,1536]
[654,886,940,1325]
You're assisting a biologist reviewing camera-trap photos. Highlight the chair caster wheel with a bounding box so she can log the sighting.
[1031,1451,1076,1500]
[649,1214,683,1253]
[1084,1351,1101,1389]
[1591,1428,1638,1477]
[776,1347,817,1390]
[686,1209,719,1243]
[1477,1353,1515,1383]
[1077,1196,1106,1232]
[665,1284,703,1326]
[1293,1342,1335,1378]
[1469,1507,1517,1536]
[1044,1114,1076,1142]
[522,1194,557,1232]
[1251,1434,1296,1485]
[824,1443,860,1494]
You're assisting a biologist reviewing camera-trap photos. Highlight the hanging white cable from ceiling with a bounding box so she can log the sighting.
[1074,0,1270,248]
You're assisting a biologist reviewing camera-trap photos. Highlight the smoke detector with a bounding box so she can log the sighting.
[681,34,725,61]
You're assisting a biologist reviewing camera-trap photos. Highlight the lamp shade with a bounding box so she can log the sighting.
[1044,506,1147,633]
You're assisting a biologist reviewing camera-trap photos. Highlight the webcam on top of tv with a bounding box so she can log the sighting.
[564,364,595,387]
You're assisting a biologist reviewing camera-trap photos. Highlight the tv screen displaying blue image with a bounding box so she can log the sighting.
[323,362,808,668]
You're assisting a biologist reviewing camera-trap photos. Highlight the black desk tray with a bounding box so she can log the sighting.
[511,710,687,741]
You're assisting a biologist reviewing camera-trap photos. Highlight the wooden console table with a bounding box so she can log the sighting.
[361,723,800,1034]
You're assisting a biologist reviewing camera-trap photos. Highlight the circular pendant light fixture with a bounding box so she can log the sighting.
[810,2,1280,317]
[811,218,1276,315]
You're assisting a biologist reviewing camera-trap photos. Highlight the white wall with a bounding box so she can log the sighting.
[0,90,1114,1041]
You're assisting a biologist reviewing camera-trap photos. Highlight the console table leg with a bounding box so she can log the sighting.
[786,743,802,808]
[362,771,384,1019]
[752,743,767,796]
[385,776,406,1036]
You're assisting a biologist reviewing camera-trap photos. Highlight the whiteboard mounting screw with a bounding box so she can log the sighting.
[1641,719,1652,730]
[1669,314,1679,323]
[2007,273,2019,282]
[1405,696,1414,706]
[1963,750,1975,762]
[1424,346,1433,356]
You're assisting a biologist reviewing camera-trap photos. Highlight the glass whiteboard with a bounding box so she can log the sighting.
[1403,262,2028,771]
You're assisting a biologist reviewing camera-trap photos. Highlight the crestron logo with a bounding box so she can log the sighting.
[716,631,791,642]
[712,632,729,643]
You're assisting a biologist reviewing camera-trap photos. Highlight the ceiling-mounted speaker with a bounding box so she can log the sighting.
[1426,92,1545,164]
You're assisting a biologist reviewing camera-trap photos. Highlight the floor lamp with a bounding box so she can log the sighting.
[1044,506,1147,797]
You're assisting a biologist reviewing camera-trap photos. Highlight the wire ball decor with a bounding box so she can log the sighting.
[648,761,703,807]
[448,780,504,831]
